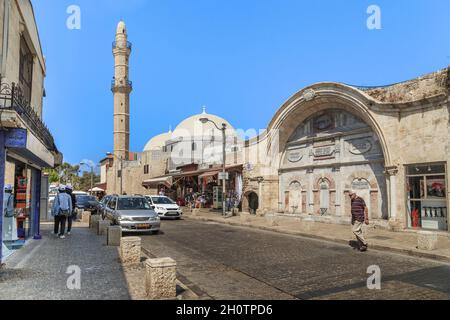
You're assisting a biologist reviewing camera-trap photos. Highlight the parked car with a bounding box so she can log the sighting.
[145,195,183,219]
[104,195,160,234]
[98,195,113,220]
[75,194,101,214]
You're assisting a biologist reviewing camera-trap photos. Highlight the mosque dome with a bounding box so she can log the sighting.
[143,131,172,151]
[172,107,236,140]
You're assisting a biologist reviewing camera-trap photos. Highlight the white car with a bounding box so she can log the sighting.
[145,196,183,219]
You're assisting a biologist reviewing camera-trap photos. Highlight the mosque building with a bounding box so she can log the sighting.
[100,21,450,233]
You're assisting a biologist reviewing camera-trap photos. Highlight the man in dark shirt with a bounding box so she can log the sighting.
[350,191,369,252]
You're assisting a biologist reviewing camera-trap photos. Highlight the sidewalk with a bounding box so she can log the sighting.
[0,222,131,300]
[184,209,450,263]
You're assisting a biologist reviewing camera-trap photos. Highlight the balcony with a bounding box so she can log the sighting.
[112,41,132,50]
[0,80,57,153]
[111,79,133,91]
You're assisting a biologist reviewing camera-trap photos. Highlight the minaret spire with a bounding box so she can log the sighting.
[112,20,132,161]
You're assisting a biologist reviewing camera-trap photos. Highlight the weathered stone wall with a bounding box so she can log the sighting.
[0,0,45,116]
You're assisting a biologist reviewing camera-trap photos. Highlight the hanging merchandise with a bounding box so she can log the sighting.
[411,208,420,228]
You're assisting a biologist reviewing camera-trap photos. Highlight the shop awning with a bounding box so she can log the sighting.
[142,176,173,188]
[198,171,220,179]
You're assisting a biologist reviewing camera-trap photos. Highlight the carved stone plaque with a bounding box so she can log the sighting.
[352,179,370,190]
[313,146,335,158]
[349,138,372,155]
[287,149,303,163]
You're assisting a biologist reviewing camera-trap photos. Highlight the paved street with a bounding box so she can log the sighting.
[140,219,450,300]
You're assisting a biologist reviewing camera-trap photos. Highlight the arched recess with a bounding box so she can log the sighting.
[257,83,391,168]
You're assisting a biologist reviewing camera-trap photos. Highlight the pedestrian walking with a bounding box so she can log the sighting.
[66,184,77,236]
[349,191,369,252]
[51,185,73,239]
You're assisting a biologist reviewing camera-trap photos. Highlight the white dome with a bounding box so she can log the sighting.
[143,132,171,151]
[172,109,236,140]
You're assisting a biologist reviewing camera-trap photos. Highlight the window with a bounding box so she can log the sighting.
[117,197,151,210]
[406,163,447,231]
[144,165,149,174]
[117,170,122,178]
[192,142,197,151]
[19,37,34,103]
[108,198,117,210]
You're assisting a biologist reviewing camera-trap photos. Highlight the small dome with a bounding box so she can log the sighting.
[143,132,171,151]
[116,20,127,35]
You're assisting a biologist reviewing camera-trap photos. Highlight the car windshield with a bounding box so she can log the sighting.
[151,197,175,204]
[77,195,96,203]
[117,197,151,210]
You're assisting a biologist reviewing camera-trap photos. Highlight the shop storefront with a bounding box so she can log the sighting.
[407,163,448,231]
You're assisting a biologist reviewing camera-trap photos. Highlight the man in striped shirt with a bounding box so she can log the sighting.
[350,191,369,252]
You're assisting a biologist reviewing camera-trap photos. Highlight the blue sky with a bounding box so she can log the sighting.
[34,0,450,170]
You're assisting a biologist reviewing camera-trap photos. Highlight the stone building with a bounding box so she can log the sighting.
[242,69,450,232]
[0,0,61,262]
[101,20,450,233]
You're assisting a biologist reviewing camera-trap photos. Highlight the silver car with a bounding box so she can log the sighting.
[104,195,161,234]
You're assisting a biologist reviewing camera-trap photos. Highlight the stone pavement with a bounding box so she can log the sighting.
[184,209,450,263]
[140,219,450,300]
[0,222,131,300]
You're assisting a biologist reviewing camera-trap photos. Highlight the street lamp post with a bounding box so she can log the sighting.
[199,117,227,216]
[106,152,123,195]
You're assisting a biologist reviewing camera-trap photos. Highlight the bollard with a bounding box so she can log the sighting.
[417,231,438,251]
[90,214,100,230]
[98,220,110,236]
[107,226,122,246]
[81,211,90,224]
[120,236,141,265]
[145,257,177,300]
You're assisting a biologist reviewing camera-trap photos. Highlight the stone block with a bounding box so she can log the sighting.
[81,211,90,224]
[89,214,100,229]
[265,216,279,227]
[107,226,122,246]
[120,236,141,265]
[98,220,110,236]
[145,257,177,300]
[417,231,438,251]
[240,213,251,223]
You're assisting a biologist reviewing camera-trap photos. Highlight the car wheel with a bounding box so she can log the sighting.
[151,230,159,235]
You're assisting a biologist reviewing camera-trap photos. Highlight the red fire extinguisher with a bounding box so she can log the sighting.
[412,208,420,228]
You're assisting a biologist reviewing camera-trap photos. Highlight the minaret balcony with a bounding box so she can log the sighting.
[111,79,133,91]
[112,41,132,50]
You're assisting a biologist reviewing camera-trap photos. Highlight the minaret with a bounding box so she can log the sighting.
[112,20,132,161]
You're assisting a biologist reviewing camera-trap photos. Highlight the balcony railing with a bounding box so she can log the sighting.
[0,79,57,153]
[112,41,132,50]
[111,79,133,90]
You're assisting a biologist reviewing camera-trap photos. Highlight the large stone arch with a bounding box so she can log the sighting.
[258,83,391,168]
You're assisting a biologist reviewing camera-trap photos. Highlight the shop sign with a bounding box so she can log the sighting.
[349,138,372,155]
[5,128,27,148]
[218,172,229,180]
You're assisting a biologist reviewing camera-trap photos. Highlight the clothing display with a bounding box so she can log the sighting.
[2,191,18,242]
